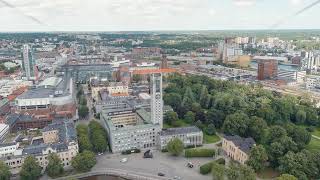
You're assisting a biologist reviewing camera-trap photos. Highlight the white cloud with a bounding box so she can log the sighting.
[233,0,256,7]
[290,0,302,5]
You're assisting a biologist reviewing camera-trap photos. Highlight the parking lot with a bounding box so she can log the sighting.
[92,150,213,180]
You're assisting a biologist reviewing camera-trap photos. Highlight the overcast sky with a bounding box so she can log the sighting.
[0,0,319,32]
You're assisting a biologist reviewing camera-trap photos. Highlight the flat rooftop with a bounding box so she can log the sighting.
[160,126,201,136]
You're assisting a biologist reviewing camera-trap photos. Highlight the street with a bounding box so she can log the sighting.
[92,150,213,180]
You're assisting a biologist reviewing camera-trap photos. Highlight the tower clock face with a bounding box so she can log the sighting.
[156,94,161,99]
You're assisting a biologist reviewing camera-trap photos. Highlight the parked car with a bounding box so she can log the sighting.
[120,158,128,163]
[187,162,194,168]
[143,150,153,158]
[158,172,165,176]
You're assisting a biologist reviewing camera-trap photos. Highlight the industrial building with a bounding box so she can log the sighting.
[14,76,76,120]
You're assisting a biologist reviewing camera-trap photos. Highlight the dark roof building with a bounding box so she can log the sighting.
[223,135,255,154]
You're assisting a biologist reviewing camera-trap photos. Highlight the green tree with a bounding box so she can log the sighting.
[19,156,42,180]
[89,121,108,153]
[132,74,142,82]
[79,96,87,105]
[163,93,182,115]
[267,126,287,143]
[226,163,255,180]
[184,111,195,124]
[248,116,267,143]
[0,160,11,180]
[46,153,64,178]
[71,150,96,172]
[205,123,216,135]
[246,145,268,172]
[223,112,249,137]
[78,105,89,118]
[199,85,209,108]
[167,138,184,156]
[206,108,225,128]
[277,174,298,180]
[164,111,179,125]
[211,162,225,180]
[76,125,92,152]
[295,109,306,124]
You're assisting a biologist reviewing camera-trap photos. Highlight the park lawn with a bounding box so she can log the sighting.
[204,134,220,144]
[311,127,320,137]
[257,167,280,179]
[306,137,320,152]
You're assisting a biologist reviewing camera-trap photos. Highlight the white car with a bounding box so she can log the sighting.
[120,158,128,163]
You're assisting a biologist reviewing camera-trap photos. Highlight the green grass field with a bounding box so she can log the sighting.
[204,134,220,144]
[306,137,320,152]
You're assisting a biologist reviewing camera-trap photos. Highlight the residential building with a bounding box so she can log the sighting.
[0,142,19,158]
[5,114,52,133]
[1,120,78,174]
[158,126,203,150]
[222,135,255,164]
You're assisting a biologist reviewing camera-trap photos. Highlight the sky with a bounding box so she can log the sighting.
[0,0,319,32]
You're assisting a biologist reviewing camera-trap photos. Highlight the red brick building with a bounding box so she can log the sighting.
[257,59,278,80]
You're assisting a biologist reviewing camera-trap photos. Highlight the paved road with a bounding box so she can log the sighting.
[93,150,213,180]
[312,135,320,140]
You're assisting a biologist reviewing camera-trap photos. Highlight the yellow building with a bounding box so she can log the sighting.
[222,135,255,164]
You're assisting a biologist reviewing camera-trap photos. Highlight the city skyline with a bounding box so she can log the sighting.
[1,0,320,32]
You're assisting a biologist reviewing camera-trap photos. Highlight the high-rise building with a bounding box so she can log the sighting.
[161,55,168,69]
[257,59,278,80]
[22,44,38,81]
[150,73,163,128]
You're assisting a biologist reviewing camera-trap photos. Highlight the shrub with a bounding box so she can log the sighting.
[200,161,213,175]
[161,149,168,153]
[306,126,315,132]
[185,148,215,158]
[215,158,225,165]
[121,150,131,155]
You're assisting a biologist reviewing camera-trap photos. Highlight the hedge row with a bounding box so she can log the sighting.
[199,158,225,175]
[185,148,215,158]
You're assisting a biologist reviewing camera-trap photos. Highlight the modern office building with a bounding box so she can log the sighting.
[257,59,278,80]
[222,135,255,164]
[277,70,306,83]
[150,73,163,128]
[0,123,9,142]
[1,120,78,174]
[158,126,203,150]
[22,44,38,81]
[101,102,161,153]
[306,75,320,90]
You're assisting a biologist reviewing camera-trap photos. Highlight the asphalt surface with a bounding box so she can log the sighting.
[92,150,213,180]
